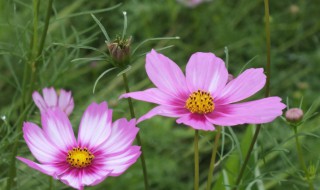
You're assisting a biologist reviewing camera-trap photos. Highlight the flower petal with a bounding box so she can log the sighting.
[59,169,82,189]
[96,146,141,176]
[43,87,58,107]
[186,52,228,97]
[79,166,112,186]
[96,118,139,154]
[206,97,286,126]
[22,122,65,163]
[120,88,186,107]
[146,49,189,98]
[17,157,68,178]
[64,98,74,116]
[58,89,74,115]
[78,102,112,150]
[32,91,47,113]
[137,105,189,123]
[216,68,266,104]
[41,109,77,152]
[59,167,111,189]
[176,114,215,131]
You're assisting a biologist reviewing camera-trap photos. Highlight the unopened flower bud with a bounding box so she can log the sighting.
[107,36,131,67]
[285,108,303,123]
[227,74,234,83]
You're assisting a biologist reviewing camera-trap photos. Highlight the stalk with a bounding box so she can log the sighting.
[194,130,199,190]
[49,176,53,190]
[293,128,315,190]
[232,0,271,189]
[122,73,149,190]
[206,126,222,190]
[6,0,54,189]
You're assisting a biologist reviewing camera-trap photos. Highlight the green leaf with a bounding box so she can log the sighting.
[91,13,111,42]
[117,65,132,77]
[92,67,117,94]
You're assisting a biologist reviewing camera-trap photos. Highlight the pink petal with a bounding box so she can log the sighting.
[41,109,77,152]
[58,89,74,115]
[185,52,228,97]
[96,118,139,154]
[120,88,185,107]
[22,122,65,163]
[216,68,266,104]
[32,91,48,113]
[80,166,112,186]
[43,87,58,107]
[206,97,286,126]
[78,102,112,150]
[17,157,68,178]
[137,105,189,123]
[64,98,74,116]
[97,146,141,176]
[145,50,189,98]
[59,169,81,189]
[176,114,215,131]
[60,167,111,189]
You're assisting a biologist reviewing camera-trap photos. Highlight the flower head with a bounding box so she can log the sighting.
[107,36,131,67]
[285,108,304,123]
[17,102,141,190]
[121,50,286,131]
[32,87,74,115]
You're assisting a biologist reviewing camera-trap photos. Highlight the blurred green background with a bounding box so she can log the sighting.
[0,0,320,189]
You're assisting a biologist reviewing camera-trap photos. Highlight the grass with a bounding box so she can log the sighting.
[0,0,320,189]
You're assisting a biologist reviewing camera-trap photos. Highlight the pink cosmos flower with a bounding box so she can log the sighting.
[121,50,286,131]
[17,102,141,190]
[32,87,74,115]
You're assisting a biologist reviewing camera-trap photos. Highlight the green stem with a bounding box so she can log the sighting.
[6,0,47,189]
[38,0,53,57]
[122,73,149,190]
[293,128,315,190]
[6,140,18,190]
[232,125,261,190]
[31,0,40,59]
[49,176,53,190]
[194,130,199,190]
[206,126,222,190]
[264,0,271,98]
[232,0,271,189]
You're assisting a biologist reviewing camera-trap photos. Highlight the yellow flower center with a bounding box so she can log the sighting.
[185,90,215,114]
[67,147,94,168]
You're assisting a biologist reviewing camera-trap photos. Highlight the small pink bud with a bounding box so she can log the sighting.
[285,108,303,123]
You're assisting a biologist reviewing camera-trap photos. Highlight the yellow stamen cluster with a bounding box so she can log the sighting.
[185,90,214,114]
[67,147,94,168]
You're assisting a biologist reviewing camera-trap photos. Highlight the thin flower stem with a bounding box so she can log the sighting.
[122,73,149,190]
[6,1,53,189]
[49,176,53,190]
[232,0,271,189]
[38,0,54,56]
[232,125,261,190]
[206,126,222,190]
[194,130,199,190]
[293,128,315,190]
[31,0,40,59]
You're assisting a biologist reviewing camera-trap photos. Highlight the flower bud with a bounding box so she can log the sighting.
[107,36,131,67]
[285,108,303,123]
